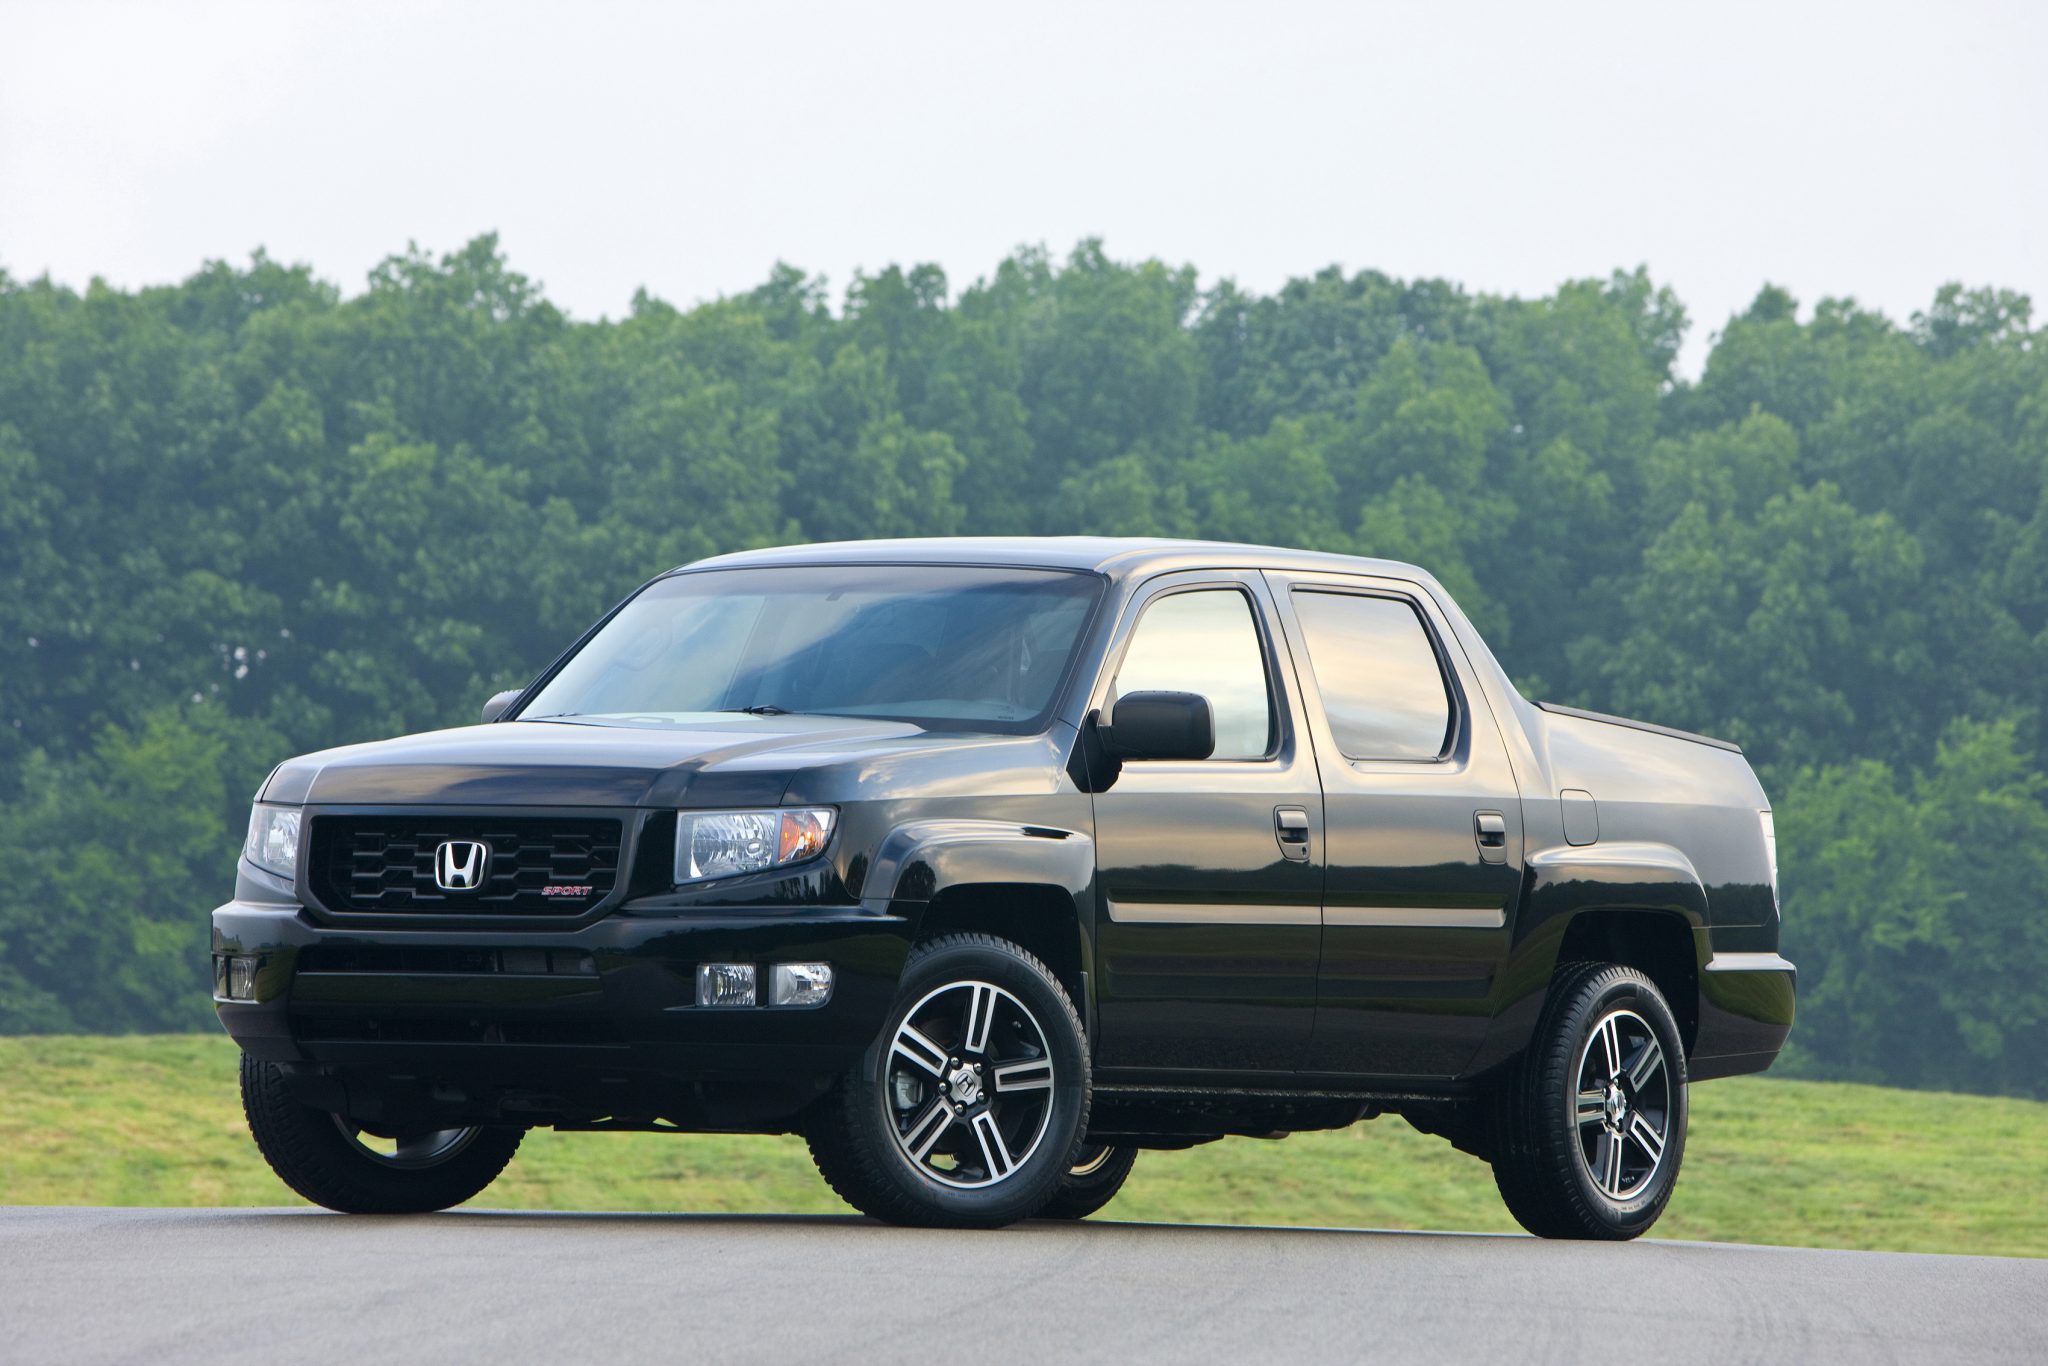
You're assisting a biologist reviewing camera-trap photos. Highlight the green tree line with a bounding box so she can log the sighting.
[0,237,2042,1096]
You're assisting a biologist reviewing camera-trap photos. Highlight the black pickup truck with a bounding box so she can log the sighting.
[215,538,1794,1238]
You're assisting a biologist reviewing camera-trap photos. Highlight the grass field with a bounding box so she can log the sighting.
[1,1035,2041,1257]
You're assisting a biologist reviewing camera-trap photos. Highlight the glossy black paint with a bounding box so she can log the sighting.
[1082,570,1324,1075]
[1099,691,1215,761]
[212,537,1794,1141]
[1266,572,1526,1079]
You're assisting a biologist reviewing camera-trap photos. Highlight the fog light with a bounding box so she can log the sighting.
[696,962,757,1007]
[224,955,259,1001]
[770,962,833,1008]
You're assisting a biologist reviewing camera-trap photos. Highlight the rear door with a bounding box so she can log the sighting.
[1087,571,1325,1076]
[1266,572,1524,1079]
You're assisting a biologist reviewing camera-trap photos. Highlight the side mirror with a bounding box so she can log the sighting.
[1099,691,1214,762]
[480,689,523,724]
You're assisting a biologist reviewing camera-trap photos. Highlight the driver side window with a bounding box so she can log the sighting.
[1115,589,1275,760]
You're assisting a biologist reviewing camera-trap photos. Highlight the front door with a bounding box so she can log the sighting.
[1087,572,1325,1076]
[1267,573,1525,1079]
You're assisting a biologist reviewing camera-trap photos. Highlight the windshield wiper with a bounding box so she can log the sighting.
[721,704,792,716]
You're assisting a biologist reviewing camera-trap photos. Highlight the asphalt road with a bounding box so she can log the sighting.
[2,1208,2041,1364]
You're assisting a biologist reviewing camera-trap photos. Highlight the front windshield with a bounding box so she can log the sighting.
[520,565,1104,733]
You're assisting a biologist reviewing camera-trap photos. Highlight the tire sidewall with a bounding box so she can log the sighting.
[1556,971,1689,1234]
[849,937,1089,1224]
[1039,1143,1138,1220]
[241,1055,523,1213]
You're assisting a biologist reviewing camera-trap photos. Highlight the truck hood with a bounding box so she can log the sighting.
[261,715,982,807]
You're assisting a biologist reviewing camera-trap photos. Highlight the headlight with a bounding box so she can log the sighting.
[676,808,836,884]
[244,803,301,879]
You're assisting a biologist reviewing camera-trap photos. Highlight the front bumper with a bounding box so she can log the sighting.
[211,897,912,1127]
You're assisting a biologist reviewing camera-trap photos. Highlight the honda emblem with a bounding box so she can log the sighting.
[434,840,489,891]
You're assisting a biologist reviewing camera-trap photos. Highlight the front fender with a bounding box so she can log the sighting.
[860,818,1100,1037]
[864,819,1096,909]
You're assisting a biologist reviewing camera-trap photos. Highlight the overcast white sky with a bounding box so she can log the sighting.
[3,0,2042,374]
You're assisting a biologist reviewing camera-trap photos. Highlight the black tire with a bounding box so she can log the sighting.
[1490,961,1689,1241]
[805,933,1091,1229]
[1036,1143,1137,1220]
[240,1055,524,1214]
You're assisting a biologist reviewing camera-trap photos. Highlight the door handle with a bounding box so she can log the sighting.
[1274,806,1311,861]
[1475,810,1508,865]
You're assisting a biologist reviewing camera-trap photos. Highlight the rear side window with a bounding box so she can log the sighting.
[1115,589,1276,760]
[1292,591,1453,760]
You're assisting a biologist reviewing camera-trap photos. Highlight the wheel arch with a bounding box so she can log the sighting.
[1553,909,1700,1053]
[1520,841,1707,1055]
[866,818,1096,1026]
[1469,841,1709,1075]
[913,883,1091,1026]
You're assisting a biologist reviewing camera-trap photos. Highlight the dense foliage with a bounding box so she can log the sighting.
[0,238,2041,1096]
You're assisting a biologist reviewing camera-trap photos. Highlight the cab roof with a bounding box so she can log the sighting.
[680,536,1434,587]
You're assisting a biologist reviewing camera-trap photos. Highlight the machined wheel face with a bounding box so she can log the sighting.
[1573,1007,1671,1201]
[331,1116,484,1171]
[885,978,1056,1190]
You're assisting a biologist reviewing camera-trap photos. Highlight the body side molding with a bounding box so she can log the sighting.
[1324,904,1507,929]
[1107,901,1320,926]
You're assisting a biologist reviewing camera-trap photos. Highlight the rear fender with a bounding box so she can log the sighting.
[1467,841,1709,1075]
[1524,841,1710,925]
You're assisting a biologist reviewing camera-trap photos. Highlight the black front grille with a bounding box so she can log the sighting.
[307,815,622,916]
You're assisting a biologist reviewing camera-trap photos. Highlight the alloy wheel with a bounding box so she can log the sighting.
[1572,1007,1671,1200]
[885,979,1056,1189]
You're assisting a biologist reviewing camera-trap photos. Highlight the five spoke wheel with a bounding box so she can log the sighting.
[805,932,1089,1227]
[886,979,1057,1188]
[1572,1008,1671,1201]
[1489,961,1689,1240]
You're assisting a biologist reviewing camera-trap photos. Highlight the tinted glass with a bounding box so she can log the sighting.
[1115,589,1275,760]
[1293,591,1453,760]
[522,566,1102,733]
